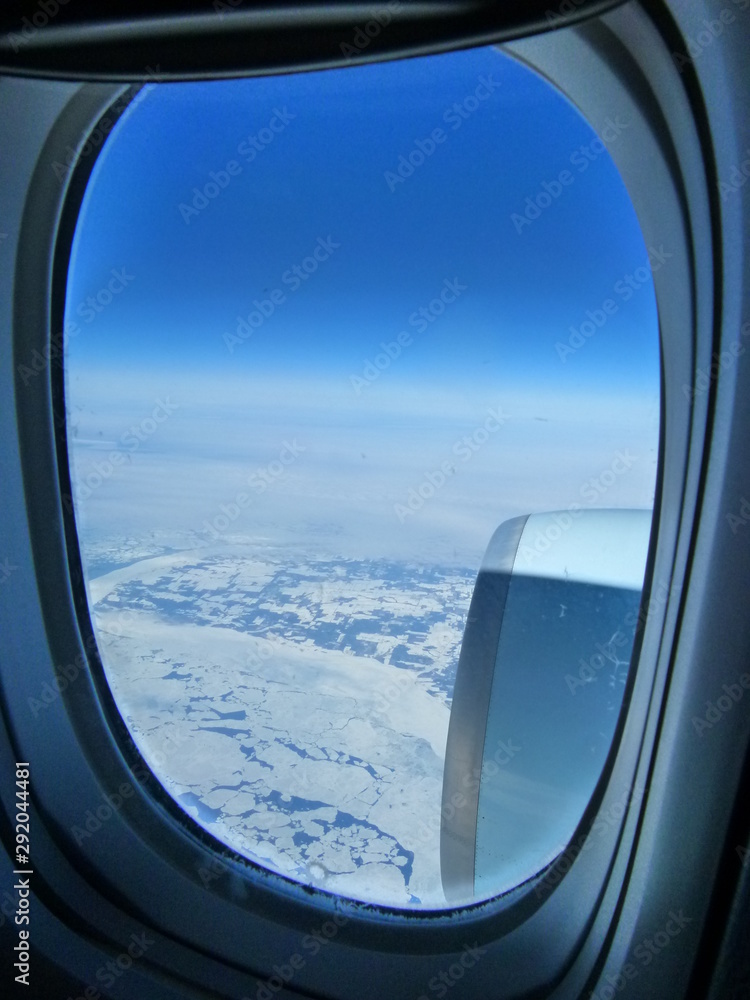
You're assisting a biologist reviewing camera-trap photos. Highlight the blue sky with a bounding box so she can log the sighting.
[66,46,658,397]
[65,44,661,565]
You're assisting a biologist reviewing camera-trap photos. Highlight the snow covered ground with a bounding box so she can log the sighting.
[88,544,473,907]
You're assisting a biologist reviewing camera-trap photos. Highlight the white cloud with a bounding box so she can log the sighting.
[66,368,659,568]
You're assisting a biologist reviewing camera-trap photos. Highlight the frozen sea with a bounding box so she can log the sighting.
[86,539,474,907]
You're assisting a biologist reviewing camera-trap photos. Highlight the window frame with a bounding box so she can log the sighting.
[0,1,748,997]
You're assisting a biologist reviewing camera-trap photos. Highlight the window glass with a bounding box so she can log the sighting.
[64,45,660,908]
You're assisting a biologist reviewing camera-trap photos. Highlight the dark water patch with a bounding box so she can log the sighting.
[179,792,222,823]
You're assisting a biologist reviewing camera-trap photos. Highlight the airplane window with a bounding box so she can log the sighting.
[62,44,660,909]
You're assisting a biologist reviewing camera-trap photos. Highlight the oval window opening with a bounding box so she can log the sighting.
[63,44,660,909]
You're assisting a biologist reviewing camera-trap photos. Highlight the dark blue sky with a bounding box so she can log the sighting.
[66,44,659,401]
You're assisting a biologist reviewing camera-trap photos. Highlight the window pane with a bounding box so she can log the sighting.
[64,44,660,908]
